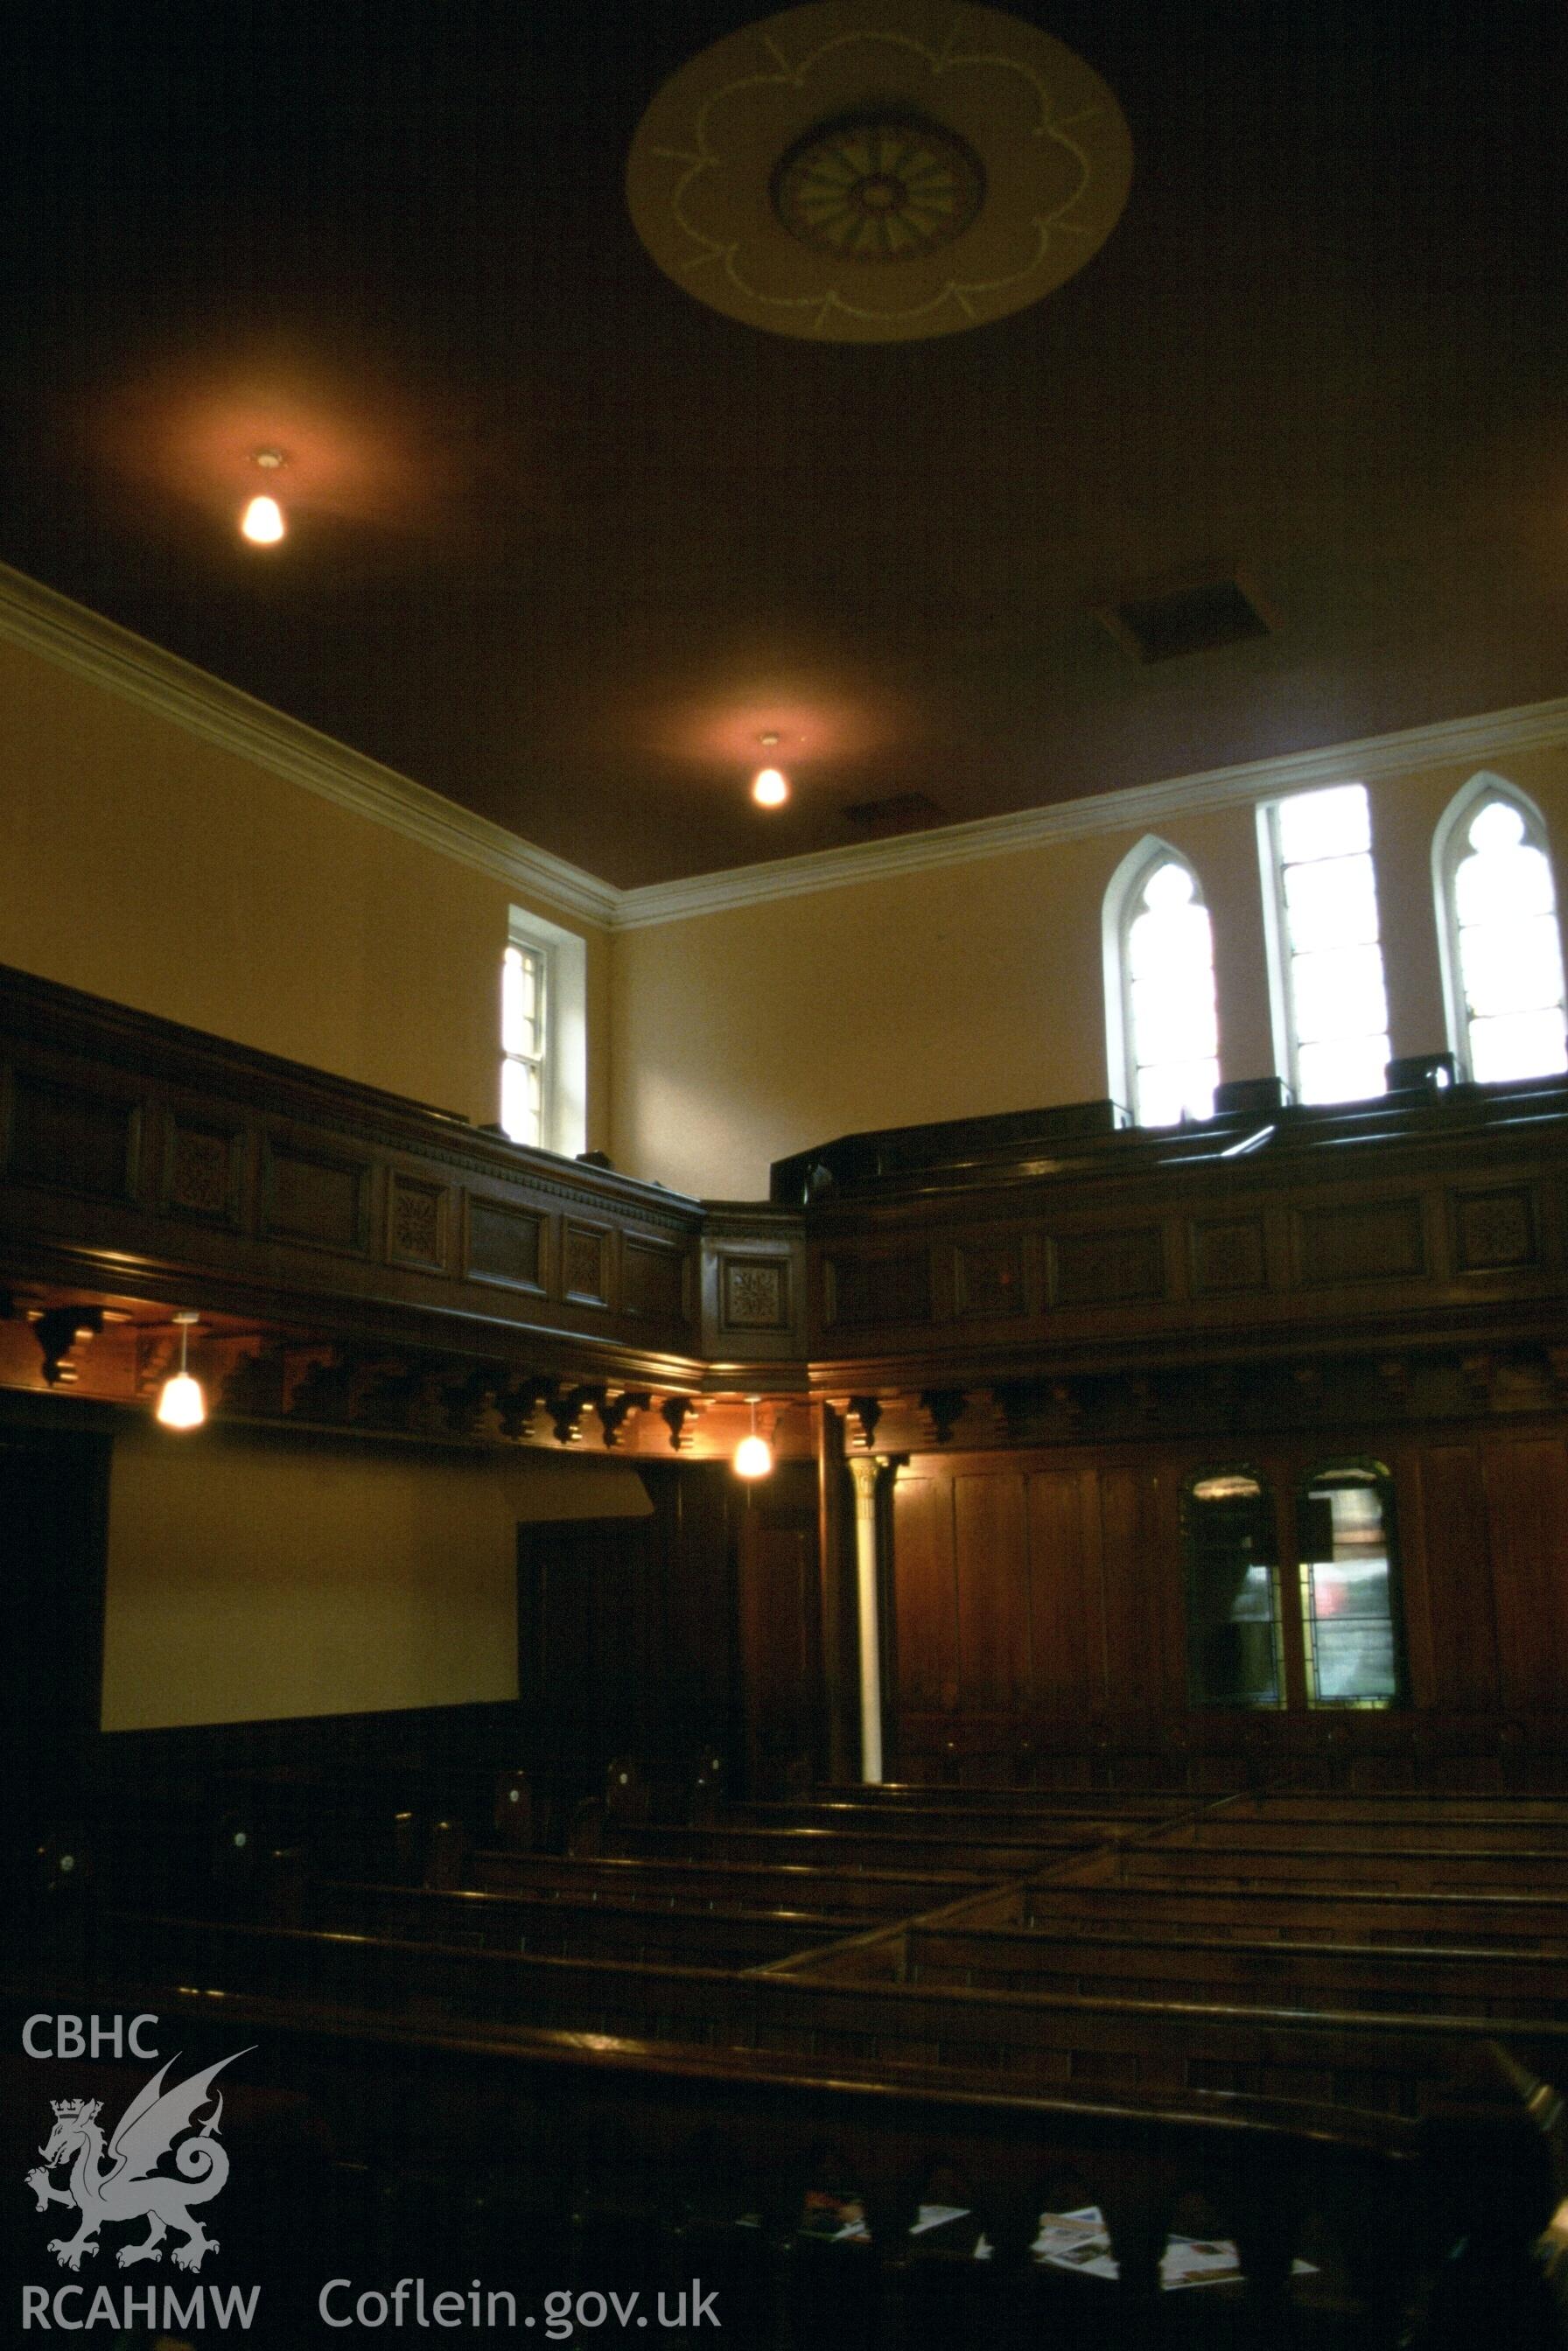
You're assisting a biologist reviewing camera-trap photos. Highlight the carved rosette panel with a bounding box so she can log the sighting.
[564,1221,612,1307]
[721,1255,790,1332]
[1452,1187,1536,1272]
[387,1174,447,1271]
[164,1120,242,1224]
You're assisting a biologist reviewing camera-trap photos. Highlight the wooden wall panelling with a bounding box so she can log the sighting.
[259,1130,374,1258]
[1411,1444,1502,1712]
[889,1470,960,1729]
[737,1463,820,1792]
[951,1471,1031,1719]
[1482,1433,1568,1714]
[464,1189,550,1298]
[1096,1463,1175,1712]
[1384,1443,1438,1712]
[5,1065,144,1203]
[1025,1467,1109,1719]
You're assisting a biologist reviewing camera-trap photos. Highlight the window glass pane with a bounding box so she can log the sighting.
[1298,1467,1404,1707]
[1456,838,1556,927]
[1130,974,1218,1064]
[1467,1010,1568,1084]
[501,945,542,1057]
[1295,1033,1391,1104]
[1184,1473,1281,1707]
[1282,854,1381,952]
[1124,858,1219,1128]
[1460,917,1564,1019]
[1137,1057,1219,1128]
[1289,945,1388,1044]
[1450,796,1567,1084]
[500,1054,542,1147]
[1276,784,1369,864]
[1270,785,1389,1105]
[1129,894,1211,980]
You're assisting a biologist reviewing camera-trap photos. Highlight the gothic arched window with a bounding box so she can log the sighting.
[1435,778,1567,1084]
[1104,843,1219,1127]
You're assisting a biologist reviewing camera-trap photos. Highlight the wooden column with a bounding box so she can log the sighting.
[849,1453,892,1783]
[816,1404,856,1783]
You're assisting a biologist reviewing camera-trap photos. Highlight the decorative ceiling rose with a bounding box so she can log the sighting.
[772,115,985,262]
[626,0,1133,343]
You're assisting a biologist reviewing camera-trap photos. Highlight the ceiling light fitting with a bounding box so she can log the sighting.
[752,766,789,808]
[156,1312,207,1431]
[732,1396,774,1480]
[240,448,288,546]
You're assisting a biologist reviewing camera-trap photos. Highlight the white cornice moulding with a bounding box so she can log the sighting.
[3,557,1565,937]
[612,697,1568,928]
[0,562,620,931]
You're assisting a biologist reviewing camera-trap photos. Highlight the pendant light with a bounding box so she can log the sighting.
[732,1396,774,1480]
[156,1312,206,1431]
[240,448,288,545]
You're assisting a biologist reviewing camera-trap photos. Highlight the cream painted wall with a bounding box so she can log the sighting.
[611,747,1568,1200]
[0,633,612,1146]
[101,1423,652,1731]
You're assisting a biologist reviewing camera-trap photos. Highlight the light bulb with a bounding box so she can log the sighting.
[156,1313,206,1430]
[241,494,286,545]
[752,767,789,808]
[733,1431,774,1479]
[156,1371,206,1430]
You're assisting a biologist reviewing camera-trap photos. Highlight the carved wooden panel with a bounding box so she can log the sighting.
[824,1249,932,1329]
[465,1196,546,1293]
[260,1137,371,1255]
[1049,1225,1165,1307]
[720,1253,789,1332]
[564,1220,612,1307]
[386,1173,448,1272]
[1190,1217,1268,1296]
[163,1116,244,1226]
[1296,1199,1424,1285]
[1452,1186,1537,1273]
[6,1072,141,1201]
[623,1234,686,1323]
[953,1235,1026,1319]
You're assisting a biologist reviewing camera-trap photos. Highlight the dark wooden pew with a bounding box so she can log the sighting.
[471,1845,993,1919]
[0,1976,1434,2343]
[1092,1840,1568,1891]
[312,1880,854,1968]
[603,1818,1113,1878]
[892,1920,1568,2020]
[96,1907,1568,2122]
[1009,1876,1568,1947]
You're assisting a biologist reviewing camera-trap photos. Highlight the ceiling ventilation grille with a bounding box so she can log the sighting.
[840,791,949,837]
[1099,577,1272,664]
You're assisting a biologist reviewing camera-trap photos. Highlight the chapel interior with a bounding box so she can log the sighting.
[4,3,1568,2344]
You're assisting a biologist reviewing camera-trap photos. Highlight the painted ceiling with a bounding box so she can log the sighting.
[1,0,1563,887]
